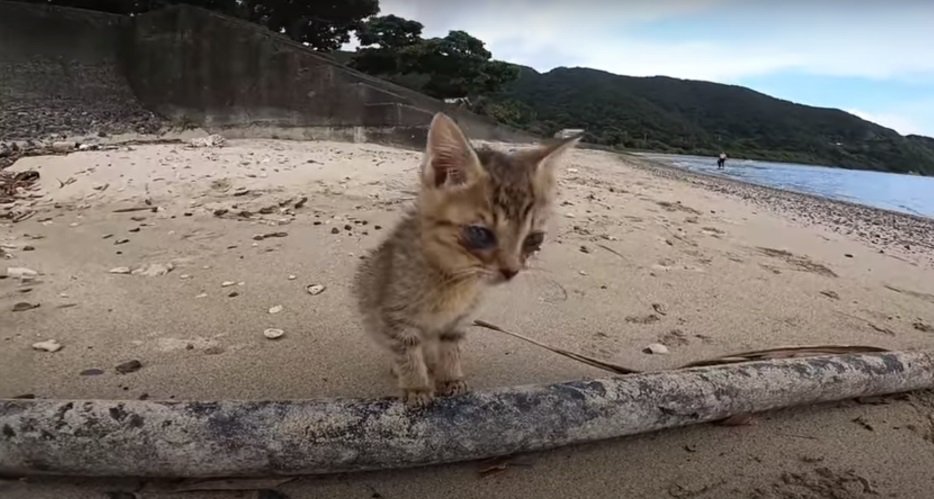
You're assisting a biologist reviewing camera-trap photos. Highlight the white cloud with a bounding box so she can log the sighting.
[374,0,934,83]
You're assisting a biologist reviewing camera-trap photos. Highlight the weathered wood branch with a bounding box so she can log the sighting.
[1,350,932,477]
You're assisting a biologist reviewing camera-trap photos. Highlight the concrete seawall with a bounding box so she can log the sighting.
[0,1,534,147]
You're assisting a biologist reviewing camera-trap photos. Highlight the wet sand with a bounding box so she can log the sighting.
[2,137,933,498]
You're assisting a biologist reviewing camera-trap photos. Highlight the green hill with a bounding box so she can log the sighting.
[481,66,934,175]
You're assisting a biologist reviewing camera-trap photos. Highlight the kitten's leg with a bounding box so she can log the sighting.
[388,328,434,407]
[435,330,468,396]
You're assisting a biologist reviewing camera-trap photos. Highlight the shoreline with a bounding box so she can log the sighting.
[626,152,934,267]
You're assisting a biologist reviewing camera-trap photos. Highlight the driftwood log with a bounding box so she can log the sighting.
[1,350,933,477]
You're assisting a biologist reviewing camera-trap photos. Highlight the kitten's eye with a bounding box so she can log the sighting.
[523,231,545,251]
[462,225,497,250]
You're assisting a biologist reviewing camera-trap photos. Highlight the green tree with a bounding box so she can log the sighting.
[352,23,518,99]
[25,0,378,51]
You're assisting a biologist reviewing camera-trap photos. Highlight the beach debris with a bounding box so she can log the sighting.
[268,305,283,314]
[306,284,326,296]
[4,267,38,281]
[263,328,285,340]
[115,360,143,374]
[221,281,236,287]
[252,231,288,241]
[13,302,39,312]
[190,134,226,148]
[659,329,690,348]
[109,267,132,274]
[32,339,62,352]
[626,314,660,324]
[80,368,105,376]
[132,263,174,277]
[643,343,670,355]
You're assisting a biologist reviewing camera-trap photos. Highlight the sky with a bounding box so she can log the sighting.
[367,0,934,137]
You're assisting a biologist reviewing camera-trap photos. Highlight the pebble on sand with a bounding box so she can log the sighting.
[221,281,236,287]
[115,360,143,374]
[306,284,326,295]
[263,328,285,340]
[4,267,38,281]
[32,339,63,352]
[109,266,132,274]
[268,305,283,314]
[643,343,670,355]
[13,302,39,312]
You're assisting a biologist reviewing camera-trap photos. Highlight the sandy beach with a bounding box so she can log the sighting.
[2,136,934,498]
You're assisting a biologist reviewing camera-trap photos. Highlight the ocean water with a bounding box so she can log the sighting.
[641,153,934,219]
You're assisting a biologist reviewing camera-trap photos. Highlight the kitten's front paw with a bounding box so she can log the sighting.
[438,379,469,397]
[403,388,435,408]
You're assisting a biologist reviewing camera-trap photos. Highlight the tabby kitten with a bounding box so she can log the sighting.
[352,112,578,406]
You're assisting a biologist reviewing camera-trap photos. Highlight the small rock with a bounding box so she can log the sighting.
[288,274,297,280]
[102,234,114,239]
[114,238,130,245]
[268,305,283,314]
[844,253,854,258]
[80,368,105,376]
[578,270,587,276]
[221,281,236,287]
[651,303,668,316]
[132,263,174,277]
[228,291,239,298]
[179,274,191,279]
[32,339,62,352]
[213,208,229,217]
[23,245,35,251]
[263,328,285,340]
[195,292,208,298]
[579,245,590,254]
[643,343,670,355]
[115,360,143,374]
[109,267,132,274]
[306,284,326,295]
[13,302,39,312]
[330,227,340,234]
[4,267,38,282]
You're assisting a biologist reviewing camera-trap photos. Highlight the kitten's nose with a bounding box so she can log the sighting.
[499,268,519,280]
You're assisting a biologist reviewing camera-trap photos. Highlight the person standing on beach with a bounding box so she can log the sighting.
[717,152,727,169]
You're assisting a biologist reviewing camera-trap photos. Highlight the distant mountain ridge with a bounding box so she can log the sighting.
[484,66,934,175]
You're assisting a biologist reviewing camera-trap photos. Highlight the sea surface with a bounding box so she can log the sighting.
[641,153,934,219]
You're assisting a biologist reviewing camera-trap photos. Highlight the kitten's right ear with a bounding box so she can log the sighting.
[422,113,483,189]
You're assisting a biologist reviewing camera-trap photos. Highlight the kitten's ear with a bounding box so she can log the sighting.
[526,135,581,187]
[422,113,483,189]
[532,135,580,172]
